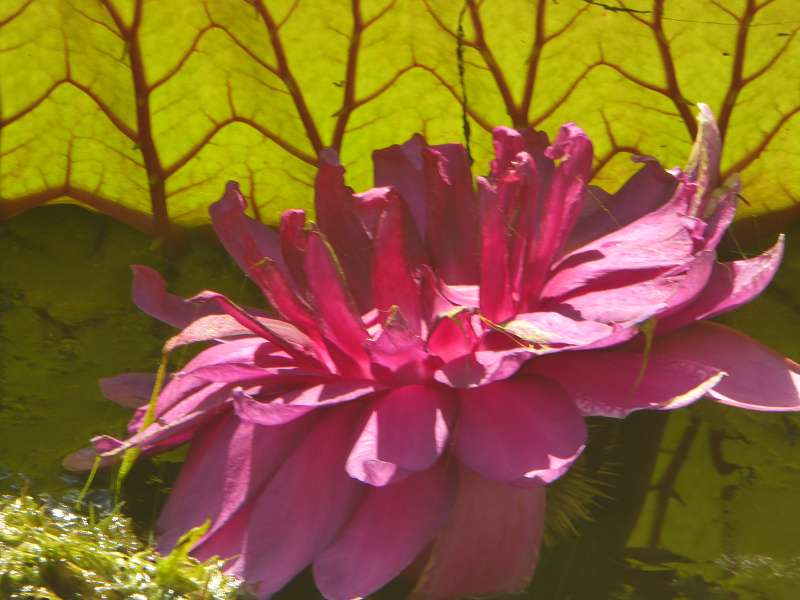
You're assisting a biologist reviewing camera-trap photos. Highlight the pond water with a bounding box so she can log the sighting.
[2,205,799,599]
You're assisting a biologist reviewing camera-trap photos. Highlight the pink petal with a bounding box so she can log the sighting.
[163,316,259,353]
[454,376,586,484]
[490,126,525,175]
[315,151,374,311]
[230,406,366,596]
[158,412,310,555]
[372,190,422,329]
[209,181,286,278]
[567,158,676,251]
[685,103,721,216]
[426,310,479,363]
[366,313,440,384]
[553,252,714,326]
[478,171,521,323]
[521,123,593,303]
[499,311,613,349]
[130,265,221,328]
[305,230,371,378]
[658,236,784,332]
[433,348,532,389]
[346,384,455,486]
[279,209,309,293]
[655,322,800,411]
[412,465,545,599]
[543,189,698,300]
[99,373,158,408]
[191,291,320,366]
[525,350,725,417]
[373,135,479,283]
[373,134,429,236]
[313,461,456,600]
[423,145,480,284]
[233,380,380,425]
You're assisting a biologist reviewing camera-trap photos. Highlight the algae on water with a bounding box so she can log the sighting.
[0,493,251,599]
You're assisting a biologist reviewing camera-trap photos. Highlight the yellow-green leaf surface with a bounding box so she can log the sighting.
[1,0,798,235]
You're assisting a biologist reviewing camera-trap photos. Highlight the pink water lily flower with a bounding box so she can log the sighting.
[66,104,799,600]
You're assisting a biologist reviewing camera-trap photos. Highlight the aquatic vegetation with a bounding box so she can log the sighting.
[65,105,799,599]
[0,493,250,599]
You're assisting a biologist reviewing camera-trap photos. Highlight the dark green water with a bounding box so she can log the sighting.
[1,206,799,599]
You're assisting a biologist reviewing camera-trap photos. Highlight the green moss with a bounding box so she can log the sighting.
[0,494,252,599]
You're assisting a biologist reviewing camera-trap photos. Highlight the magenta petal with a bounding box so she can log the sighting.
[163,316,259,353]
[412,465,545,599]
[305,231,371,377]
[279,209,309,293]
[346,384,455,486]
[423,145,480,284]
[99,373,157,408]
[659,236,784,331]
[685,103,721,215]
[655,322,800,411]
[489,126,525,175]
[478,176,516,322]
[454,376,586,484]
[501,311,613,349]
[191,291,320,366]
[521,123,593,302]
[157,413,309,555]
[233,381,380,426]
[372,191,422,328]
[209,181,286,277]
[315,151,374,311]
[567,158,676,250]
[131,265,221,328]
[231,406,365,596]
[313,462,456,600]
[526,350,724,417]
[544,192,698,300]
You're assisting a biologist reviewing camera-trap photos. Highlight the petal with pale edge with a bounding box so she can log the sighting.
[658,236,784,332]
[346,384,455,486]
[525,351,725,417]
[233,380,380,425]
[230,406,365,597]
[454,376,586,484]
[314,461,456,600]
[655,322,800,411]
[412,465,545,600]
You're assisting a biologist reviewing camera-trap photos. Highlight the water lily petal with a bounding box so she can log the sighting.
[659,236,784,332]
[305,230,371,377]
[315,150,374,311]
[314,461,456,600]
[233,381,380,425]
[655,322,800,411]
[158,413,311,555]
[131,265,220,328]
[99,373,158,408]
[209,181,285,277]
[454,376,586,484]
[279,209,309,293]
[412,465,545,600]
[372,190,422,330]
[567,158,676,250]
[526,350,725,417]
[521,123,593,303]
[231,406,365,596]
[346,384,455,486]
